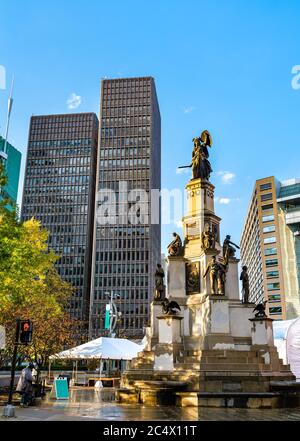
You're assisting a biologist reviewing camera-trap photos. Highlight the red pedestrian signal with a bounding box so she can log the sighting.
[19,320,33,344]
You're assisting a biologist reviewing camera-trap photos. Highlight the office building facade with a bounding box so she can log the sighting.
[241,176,300,320]
[89,77,161,339]
[0,136,21,208]
[21,113,99,328]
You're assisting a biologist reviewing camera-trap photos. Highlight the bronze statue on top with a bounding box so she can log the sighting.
[178,130,213,180]
[167,232,183,257]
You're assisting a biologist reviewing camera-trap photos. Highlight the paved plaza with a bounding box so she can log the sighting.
[1,389,300,421]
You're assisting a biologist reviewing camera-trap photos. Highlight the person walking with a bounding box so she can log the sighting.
[16,363,34,407]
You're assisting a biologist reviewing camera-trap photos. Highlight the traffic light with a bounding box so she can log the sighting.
[19,320,33,344]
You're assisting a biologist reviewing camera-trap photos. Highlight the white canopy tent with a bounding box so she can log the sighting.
[50,337,144,361]
[273,317,300,379]
[48,337,144,386]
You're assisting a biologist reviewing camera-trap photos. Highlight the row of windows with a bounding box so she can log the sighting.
[101,106,151,118]
[100,158,150,168]
[99,170,150,181]
[26,166,91,177]
[101,126,150,138]
[261,192,273,202]
[25,175,90,186]
[101,136,150,148]
[96,277,149,288]
[93,288,149,300]
[97,263,149,274]
[100,147,150,158]
[29,139,93,148]
[23,214,87,225]
[101,116,151,127]
[24,185,90,195]
[267,282,280,290]
[264,247,277,256]
[263,225,275,233]
[28,147,92,158]
[260,182,272,191]
[96,226,149,238]
[263,236,276,244]
[95,251,149,262]
[262,214,274,222]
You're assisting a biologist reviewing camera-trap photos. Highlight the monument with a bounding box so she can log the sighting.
[117,131,298,408]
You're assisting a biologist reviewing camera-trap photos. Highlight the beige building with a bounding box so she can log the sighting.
[241,176,300,320]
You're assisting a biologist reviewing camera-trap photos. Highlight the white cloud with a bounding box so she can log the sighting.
[67,93,82,109]
[217,171,236,184]
[175,220,183,228]
[176,167,191,175]
[219,197,231,204]
[183,106,196,114]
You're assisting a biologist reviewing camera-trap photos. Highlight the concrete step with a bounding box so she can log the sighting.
[174,362,272,372]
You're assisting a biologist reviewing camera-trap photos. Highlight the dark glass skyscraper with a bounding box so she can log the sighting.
[21,113,99,329]
[89,77,161,339]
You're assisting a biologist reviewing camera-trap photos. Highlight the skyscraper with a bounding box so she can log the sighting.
[0,135,21,209]
[241,176,300,320]
[89,77,161,339]
[21,113,99,328]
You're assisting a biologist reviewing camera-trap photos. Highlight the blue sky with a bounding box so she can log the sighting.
[1,0,300,253]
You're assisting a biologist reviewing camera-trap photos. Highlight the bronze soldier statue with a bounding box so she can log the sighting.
[154,263,165,300]
[240,265,250,303]
[223,235,240,261]
[203,256,227,295]
[167,232,183,256]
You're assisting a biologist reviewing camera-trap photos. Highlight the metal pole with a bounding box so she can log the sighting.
[3,75,14,155]
[8,319,20,404]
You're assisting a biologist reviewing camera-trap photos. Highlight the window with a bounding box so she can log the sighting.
[269,306,282,315]
[264,236,276,244]
[262,214,274,222]
[268,294,281,302]
[266,258,278,267]
[267,282,280,290]
[266,270,279,278]
[264,247,277,256]
[262,204,273,211]
[261,193,273,202]
[263,225,275,233]
[260,183,272,191]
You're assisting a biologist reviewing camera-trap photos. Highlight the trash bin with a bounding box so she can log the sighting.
[58,373,71,388]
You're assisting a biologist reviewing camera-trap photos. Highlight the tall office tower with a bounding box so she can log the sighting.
[0,136,21,209]
[90,77,161,339]
[21,113,99,330]
[241,176,300,320]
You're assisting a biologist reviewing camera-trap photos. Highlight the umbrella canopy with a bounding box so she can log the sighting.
[273,317,300,379]
[50,337,144,361]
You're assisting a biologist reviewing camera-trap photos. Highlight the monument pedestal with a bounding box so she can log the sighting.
[154,315,183,371]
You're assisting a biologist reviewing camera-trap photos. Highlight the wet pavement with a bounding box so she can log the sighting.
[2,388,300,421]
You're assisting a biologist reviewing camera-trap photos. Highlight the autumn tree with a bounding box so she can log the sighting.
[0,164,78,368]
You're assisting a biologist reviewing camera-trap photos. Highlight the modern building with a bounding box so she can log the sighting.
[89,76,161,339]
[21,113,99,330]
[241,176,300,320]
[0,135,21,208]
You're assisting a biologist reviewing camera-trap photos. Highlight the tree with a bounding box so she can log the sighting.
[0,164,78,368]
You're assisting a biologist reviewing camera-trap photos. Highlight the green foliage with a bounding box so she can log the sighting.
[0,164,78,367]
